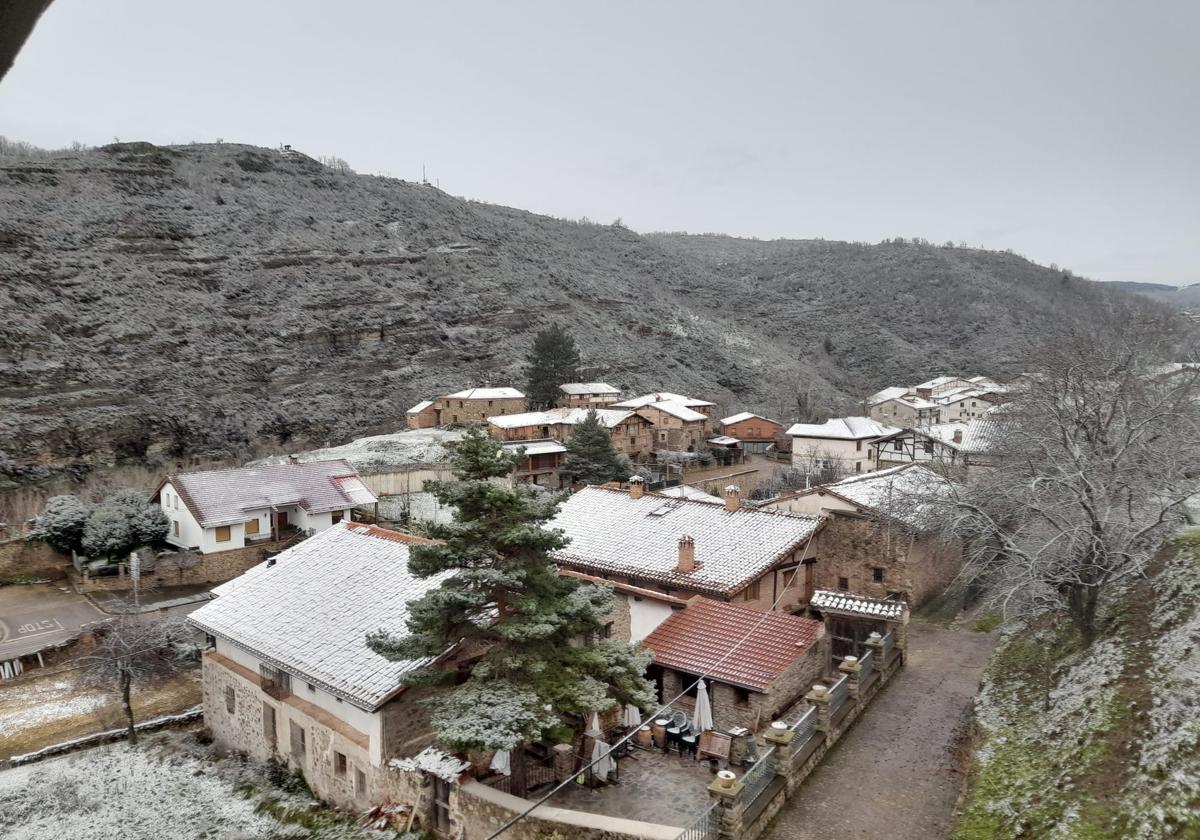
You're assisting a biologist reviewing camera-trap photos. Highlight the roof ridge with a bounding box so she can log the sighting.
[344,521,440,545]
[586,485,820,519]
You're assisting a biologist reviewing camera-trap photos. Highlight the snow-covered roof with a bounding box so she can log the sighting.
[865,386,910,405]
[647,401,709,422]
[611,392,715,410]
[547,486,821,595]
[926,419,1001,454]
[189,522,451,710]
[803,464,958,531]
[934,387,999,406]
[967,375,1008,391]
[161,460,379,527]
[559,382,620,396]
[444,387,525,400]
[720,411,777,426]
[915,375,964,390]
[657,484,724,505]
[785,416,899,440]
[810,590,906,620]
[502,439,567,456]
[487,407,635,430]
[406,399,434,414]
[707,435,740,446]
[251,428,463,473]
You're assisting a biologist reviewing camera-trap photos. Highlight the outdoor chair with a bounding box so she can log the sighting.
[697,731,732,769]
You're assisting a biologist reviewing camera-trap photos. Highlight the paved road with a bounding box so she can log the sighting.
[765,622,996,840]
[0,584,103,661]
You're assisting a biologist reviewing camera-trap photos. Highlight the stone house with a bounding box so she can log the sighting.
[487,407,654,459]
[635,401,710,453]
[865,390,942,427]
[643,597,829,733]
[154,460,378,555]
[435,387,527,426]
[933,387,1000,422]
[546,481,823,619]
[405,399,438,429]
[557,382,622,409]
[501,439,567,489]
[760,465,962,608]
[188,522,458,811]
[611,391,716,419]
[786,416,898,476]
[718,412,784,454]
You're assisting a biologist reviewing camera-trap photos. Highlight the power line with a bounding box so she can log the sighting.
[484,534,818,840]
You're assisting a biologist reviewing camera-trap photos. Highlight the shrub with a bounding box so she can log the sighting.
[26,495,91,553]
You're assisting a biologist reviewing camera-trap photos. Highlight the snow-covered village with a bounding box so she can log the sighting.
[1,5,1198,840]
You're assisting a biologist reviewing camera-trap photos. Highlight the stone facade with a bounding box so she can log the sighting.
[638,404,708,453]
[659,633,830,733]
[811,515,960,606]
[438,395,527,426]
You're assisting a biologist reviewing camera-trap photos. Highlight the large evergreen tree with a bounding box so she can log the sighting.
[561,409,630,485]
[525,325,581,409]
[367,428,653,769]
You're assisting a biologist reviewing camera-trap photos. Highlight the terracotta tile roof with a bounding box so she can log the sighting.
[810,590,906,620]
[160,460,378,527]
[642,598,824,692]
[547,486,821,596]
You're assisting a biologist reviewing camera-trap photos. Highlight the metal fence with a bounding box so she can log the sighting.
[739,746,777,807]
[676,801,720,840]
[827,674,848,716]
[858,648,875,684]
[881,630,895,660]
[789,706,817,755]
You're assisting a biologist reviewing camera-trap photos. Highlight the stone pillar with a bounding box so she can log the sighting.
[806,685,832,732]
[839,656,862,700]
[896,614,910,654]
[551,743,575,782]
[865,632,885,684]
[763,721,796,789]
[708,773,746,840]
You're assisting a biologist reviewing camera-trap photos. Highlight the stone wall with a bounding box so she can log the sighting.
[455,779,678,840]
[812,516,961,606]
[0,538,68,580]
[70,538,297,593]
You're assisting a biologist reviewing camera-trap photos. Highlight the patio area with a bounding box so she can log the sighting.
[547,744,718,827]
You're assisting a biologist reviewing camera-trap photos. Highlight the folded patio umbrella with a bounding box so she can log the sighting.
[489,749,511,776]
[622,703,642,728]
[589,712,615,780]
[694,680,715,732]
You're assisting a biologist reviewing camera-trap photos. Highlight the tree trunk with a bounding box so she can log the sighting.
[509,743,527,799]
[1067,582,1100,646]
[121,668,137,745]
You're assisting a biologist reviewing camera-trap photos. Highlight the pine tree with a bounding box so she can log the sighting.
[525,325,581,409]
[561,409,630,485]
[367,428,653,769]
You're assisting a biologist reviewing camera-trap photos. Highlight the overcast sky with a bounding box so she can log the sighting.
[2,0,1196,285]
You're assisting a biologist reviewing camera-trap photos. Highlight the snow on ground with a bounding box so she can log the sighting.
[0,677,108,731]
[0,736,284,840]
[253,428,463,473]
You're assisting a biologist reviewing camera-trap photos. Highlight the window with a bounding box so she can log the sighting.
[174,496,179,510]
[260,664,291,700]
[855,461,862,474]
[893,440,903,452]
[872,567,885,583]
[334,752,348,777]
[838,576,849,591]
[262,703,276,748]
[225,686,236,714]
[331,510,344,525]
[245,518,260,536]
[600,622,613,639]
[923,440,934,454]
[855,438,862,451]
[173,521,180,537]
[215,525,231,543]
[307,682,316,692]
[733,686,752,707]
[742,580,760,601]
[355,768,367,796]
[678,671,700,698]
[289,721,306,760]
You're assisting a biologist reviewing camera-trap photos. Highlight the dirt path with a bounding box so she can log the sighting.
[764,621,996,840]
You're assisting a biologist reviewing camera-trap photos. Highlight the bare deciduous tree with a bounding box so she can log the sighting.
[79,617,196,744]
[913,310,1200,644]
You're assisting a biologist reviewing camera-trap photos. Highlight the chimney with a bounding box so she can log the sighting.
[677,535,695,573]
[287,454,299,465]
[952,428,963,444]
[723,484,741,513]
[629,475,645,500]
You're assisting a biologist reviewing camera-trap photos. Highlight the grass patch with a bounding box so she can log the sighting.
[972,613,1002,633]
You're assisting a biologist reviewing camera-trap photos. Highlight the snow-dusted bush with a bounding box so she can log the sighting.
[25,495,92,553]
[80,491,168,559]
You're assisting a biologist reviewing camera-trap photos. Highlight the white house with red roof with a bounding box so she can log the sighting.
[154,459,377,554]
[786,416,899,475]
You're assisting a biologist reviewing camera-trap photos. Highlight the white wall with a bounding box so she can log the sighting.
[762,492,857,517]
[162,482,205,551]
[790,437,872,474]
[627,596,675,642]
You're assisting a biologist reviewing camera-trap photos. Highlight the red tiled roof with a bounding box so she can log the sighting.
[642,598,824,692]
[344,521,440,545]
